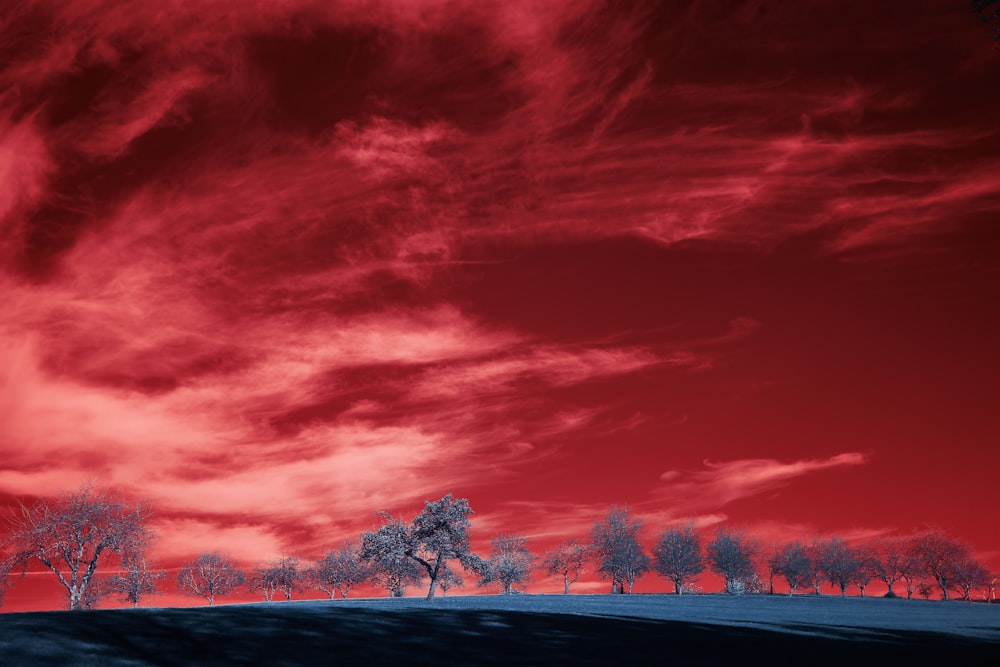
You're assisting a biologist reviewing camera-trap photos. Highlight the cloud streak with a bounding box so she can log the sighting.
[656,453,869,511]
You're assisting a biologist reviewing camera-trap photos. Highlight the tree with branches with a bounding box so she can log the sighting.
[177,552,246,606]
[707,527,760,594]
[652,523,704,595]
[850,544,879,597]
[306,543,370,600]
[771,541,814,596]
[109,555,165,608]
[816,537,860,597]
[360,514,424,597]
[591,506,649,594]
[479,534,535,594]
[406,495,485,600]
[436,561,464,596]
[982,575,998,604]
[871,538,907,598]
[249,557,301,602]
[542,540,588,595]
[952,555,989,602]
[362,495,484,600]
[3,484,152,610]
[909,531,971,601]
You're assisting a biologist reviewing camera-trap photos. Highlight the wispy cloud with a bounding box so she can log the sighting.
[655,453,869,510]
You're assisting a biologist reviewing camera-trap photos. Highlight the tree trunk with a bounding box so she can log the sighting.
[564,580,570,595]
[425,577,438,600]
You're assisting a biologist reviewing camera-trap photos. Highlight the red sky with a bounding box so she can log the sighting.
[2,1,999,610]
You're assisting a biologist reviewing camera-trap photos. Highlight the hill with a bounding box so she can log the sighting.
[1,594,997,665]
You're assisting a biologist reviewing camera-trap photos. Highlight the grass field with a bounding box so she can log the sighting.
[1,594,997,665]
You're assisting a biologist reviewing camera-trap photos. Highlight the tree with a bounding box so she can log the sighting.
[591,506,649,594]
[982,575,998,604]
[652,523,704,595]
[806,542,825,594]
[542,541,588,595]
[896,541,925,600]
[909,531,971,601]
[249,557,301,602]
[306,543,370,600]
[406,494,485,600]
[706,527,760,594]
[360,514,424,597]
[850,545,879,598]
[3,484,152,610]
[109,555,164,608]
[479,534,535,594]
[437,561,464,596]
[771,542,814,596]
[952,556,989,602]
[871,538,907,598]
[360,495,484,600]
[816,537,860,597]
[177,552,246,606]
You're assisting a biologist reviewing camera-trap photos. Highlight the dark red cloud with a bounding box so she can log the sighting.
[2,0,998,609]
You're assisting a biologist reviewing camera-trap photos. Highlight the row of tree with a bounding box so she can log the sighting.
[1,486,996,610]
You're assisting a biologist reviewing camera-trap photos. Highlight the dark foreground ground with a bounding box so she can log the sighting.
[1,594,997,666]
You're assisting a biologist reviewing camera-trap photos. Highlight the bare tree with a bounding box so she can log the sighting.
[110,555,165,608]
[360,514,424,597]
[3,484,152,610]
[706,527,760,594]
[479,534,535,594]
[652,523,704,595]
[177,552,246,606]
[909,531,971,601]
[771,542,814,596]
[249,557,301,602]
[541,541,588,595]
[982,576,998,604]
[306,543,370,600]
[816,537,860,597]
[806,542,825,594]
[591,506,650,594]
[897,542,925,600]
[850,544,879,597]
[871,538,907,598]
[952,556,989,602]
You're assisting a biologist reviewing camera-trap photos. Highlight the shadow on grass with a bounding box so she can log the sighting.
[0,605,995,666]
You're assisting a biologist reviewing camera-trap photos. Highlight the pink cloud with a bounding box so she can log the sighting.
[656,453,869,510]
